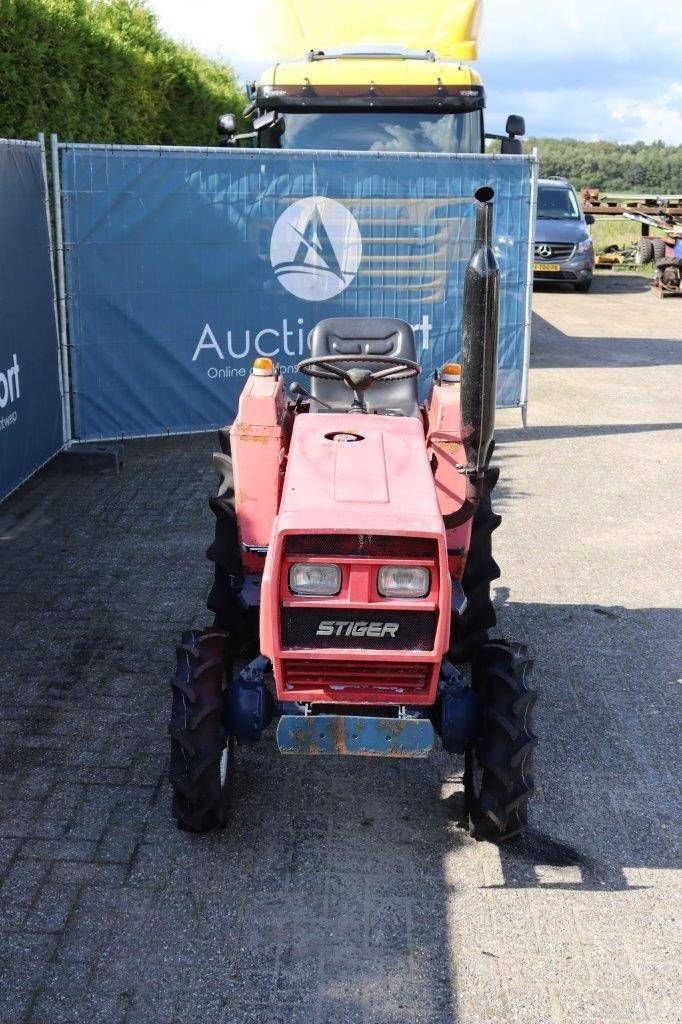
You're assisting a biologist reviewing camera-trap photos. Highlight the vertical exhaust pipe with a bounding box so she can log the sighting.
[444,187,500,530]
[460,185,500,478]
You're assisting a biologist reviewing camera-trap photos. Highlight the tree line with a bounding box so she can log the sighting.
[523,137,682,194]
[0,0,244,146]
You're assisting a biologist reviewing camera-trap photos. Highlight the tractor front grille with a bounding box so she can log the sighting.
[284,534,437,560]
[282,607,437,651]
[281,659,431,695]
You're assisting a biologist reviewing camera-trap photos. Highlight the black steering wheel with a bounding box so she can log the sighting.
[297,354,421,395]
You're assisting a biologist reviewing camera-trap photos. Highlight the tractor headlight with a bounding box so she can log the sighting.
[289,563,341,596]
[378,566,430,598]
[576,238,593,253]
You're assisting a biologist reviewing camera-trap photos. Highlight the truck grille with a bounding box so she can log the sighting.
[535,242,575,262]
[282,607,437,651]
[281,659,431,695]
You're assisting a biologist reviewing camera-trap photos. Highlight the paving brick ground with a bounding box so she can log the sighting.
[0,274,680,1023]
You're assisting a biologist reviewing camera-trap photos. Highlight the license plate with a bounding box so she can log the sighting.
[534,262,561,272]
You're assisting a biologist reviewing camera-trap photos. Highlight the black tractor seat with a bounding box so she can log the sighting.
[307,317,421,417]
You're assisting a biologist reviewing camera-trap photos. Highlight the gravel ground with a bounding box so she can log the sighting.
[0,273,680,1023]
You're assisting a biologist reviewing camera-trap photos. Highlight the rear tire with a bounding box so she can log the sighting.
[465,639,537,843]
[169,629,233,833]
[449,465,501,663]
[651,238,666,263]
[206,432,258,653]
[635,238,654,265]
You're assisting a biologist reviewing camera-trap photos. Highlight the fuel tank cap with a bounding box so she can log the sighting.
[325,431,364,443]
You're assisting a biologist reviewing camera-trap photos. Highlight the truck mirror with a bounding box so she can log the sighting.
[505,114,525,137]
[501,137,523,155]
[253,110,283,132]
[585,213,596,226]
[217,113,236,136]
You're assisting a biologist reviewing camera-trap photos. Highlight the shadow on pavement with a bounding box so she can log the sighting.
[533,273,652,296]
[497,421,682,443]
[530,310,681,369]
[483,588,681,894]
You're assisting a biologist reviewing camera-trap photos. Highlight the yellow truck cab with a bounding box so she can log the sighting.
[218,0,525,155]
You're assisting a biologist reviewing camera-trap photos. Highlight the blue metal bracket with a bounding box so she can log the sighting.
[436,661,482,754]
[451,580,468,617]
[240,573,262,608]
[224,655,274,744]
[277,714,435,758]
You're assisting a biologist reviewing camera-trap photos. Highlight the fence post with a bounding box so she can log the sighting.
[38,133,69,448]
[520,148,539,428]
[49,133,73,444]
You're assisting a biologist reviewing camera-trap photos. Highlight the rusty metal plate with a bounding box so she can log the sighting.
[276,714,435,758]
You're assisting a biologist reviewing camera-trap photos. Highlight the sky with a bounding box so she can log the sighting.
[148,0,682,144]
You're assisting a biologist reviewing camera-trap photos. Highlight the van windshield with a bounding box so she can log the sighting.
[276,111,482,153]
[537,185,580,220]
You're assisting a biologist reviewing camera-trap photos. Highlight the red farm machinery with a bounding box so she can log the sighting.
[169,187,537,844]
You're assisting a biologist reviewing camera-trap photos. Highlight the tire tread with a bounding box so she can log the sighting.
[466,638,537,842]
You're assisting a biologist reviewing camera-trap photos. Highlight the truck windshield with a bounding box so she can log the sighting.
[536,185,580,220]
[276,111,482,153]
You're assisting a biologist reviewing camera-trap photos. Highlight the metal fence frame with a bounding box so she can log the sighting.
[49,134,73,444]
[0,135,66,501]
[51,137,536,441]
[520,148,539,426]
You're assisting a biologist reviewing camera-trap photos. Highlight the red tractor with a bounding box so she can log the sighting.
[169,187,537,843]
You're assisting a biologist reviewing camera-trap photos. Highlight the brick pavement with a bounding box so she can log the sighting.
[0,275,679,1023]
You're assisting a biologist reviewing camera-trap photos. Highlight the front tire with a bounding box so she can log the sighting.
[169,629,233,833]
[465,639,537,843]
[575,278,592,292]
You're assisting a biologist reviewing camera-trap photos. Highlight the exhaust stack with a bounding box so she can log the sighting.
[460,185,500,477]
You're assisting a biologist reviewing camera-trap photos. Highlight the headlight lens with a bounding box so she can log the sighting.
[289,563,341,596]
[577,238,593,253]
[378,565,430,598]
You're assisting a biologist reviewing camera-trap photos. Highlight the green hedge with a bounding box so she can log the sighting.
[0,0,245,145]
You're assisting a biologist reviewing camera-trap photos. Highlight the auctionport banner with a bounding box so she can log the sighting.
[0,139,63,502]
[60,145,535,440]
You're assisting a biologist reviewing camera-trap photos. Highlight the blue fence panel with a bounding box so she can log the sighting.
[0,139,63,502]
[61,146,534,440]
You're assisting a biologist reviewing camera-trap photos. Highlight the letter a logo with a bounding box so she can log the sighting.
[270,197,362,301]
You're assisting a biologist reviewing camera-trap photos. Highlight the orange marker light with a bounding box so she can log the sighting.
[442,361,462,383]
[252,357,274,377]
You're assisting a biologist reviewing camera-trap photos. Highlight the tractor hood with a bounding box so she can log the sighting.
[255,0,482,61]
[276,413,445,537]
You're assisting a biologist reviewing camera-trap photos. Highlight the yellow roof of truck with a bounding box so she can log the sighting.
[255,0,482,63]
[259,57,482,90]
